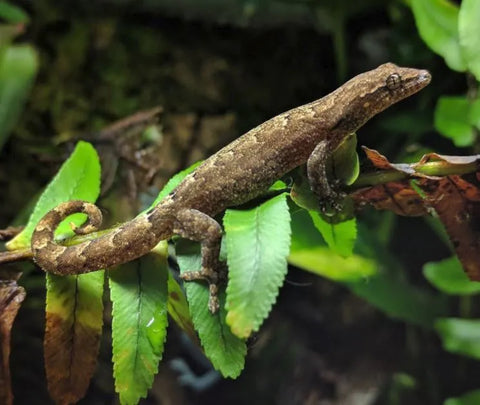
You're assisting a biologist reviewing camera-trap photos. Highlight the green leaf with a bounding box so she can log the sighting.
[147,161,202,209]
[458,0,480,80]
[331,132,359,186]
[309,210,356,257]
[350,272,446,328]
[7,141,101,250]
[290,210,446,327]
[445,389,480,405]
[44,271,104,404]
[434,96,475,147]
[436,318,480,359]
[0,1,30,23]
[0,45,38,150]
[424,256,480,295]
[176,239,246,378]
[410,0,466,72]
[289,209,374,281]
[289,246,376,281]
[469,98,480,129]
[109,242,169,405]
[224,193,291,339]
[166,271,197,343]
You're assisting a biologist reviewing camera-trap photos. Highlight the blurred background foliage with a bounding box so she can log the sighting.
[1,0,480,404]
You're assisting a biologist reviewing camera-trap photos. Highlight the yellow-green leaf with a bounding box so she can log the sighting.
[44,271,104,404]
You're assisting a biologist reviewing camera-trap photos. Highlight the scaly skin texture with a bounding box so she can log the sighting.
[31,63,431,312]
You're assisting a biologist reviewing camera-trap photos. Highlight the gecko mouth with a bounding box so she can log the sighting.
[418,70,432,85]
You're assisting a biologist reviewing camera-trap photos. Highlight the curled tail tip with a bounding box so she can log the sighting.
[31,201,103,271]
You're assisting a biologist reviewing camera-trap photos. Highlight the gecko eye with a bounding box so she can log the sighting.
[386,73,402,90]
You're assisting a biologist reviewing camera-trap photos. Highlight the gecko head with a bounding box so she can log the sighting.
[330,62,431,133]
[373,62,431,101]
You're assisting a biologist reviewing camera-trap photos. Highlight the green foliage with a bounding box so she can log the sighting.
[109,247,169,405]
[458,0,480,80]
[166,272,196,341]
[224,193,291,338]
[289,209,375,281]
[0,45,38,151]
[434,96,479,147]
[410,0,466,72]
[7,141,101,250]
[21,142,103,403]
[309,210,356,257]
[424,256,480,295]
[176,239,246,378]
[330,132,359,186]
[410,0,480,150]
[350,271,447,328]
[289,132,359,255]
[445,389,480,405]
[0,1,29,23]
[436,318,480,360]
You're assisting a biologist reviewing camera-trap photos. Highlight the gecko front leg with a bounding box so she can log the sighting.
[307,140,345,213]
[173,208,226,314]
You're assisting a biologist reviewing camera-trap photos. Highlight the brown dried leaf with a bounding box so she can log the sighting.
[419,176,480,280]
[353,182,427,216]
[363,147,435,178]
[0,271,25,405]
[45,272,104,405]
[352,149,480,281]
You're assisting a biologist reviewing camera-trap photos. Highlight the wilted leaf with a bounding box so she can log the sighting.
[0,272,25,405]
[109,244,169,405]
[420,175,480,280]
[224,193,291,339]
[45,271,104,404]
[353,181,427,216]
[351,148,429,216]
[352,149,480,281]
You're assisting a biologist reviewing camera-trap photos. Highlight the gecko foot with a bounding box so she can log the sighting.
[181,264,227,314]
[320,189,347,215]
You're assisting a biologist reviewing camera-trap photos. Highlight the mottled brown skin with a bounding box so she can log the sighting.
[31,63,431,313]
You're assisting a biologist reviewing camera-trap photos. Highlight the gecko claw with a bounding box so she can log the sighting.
[180,263,227,314]
[208,284,220,314]
[320,190,347,215]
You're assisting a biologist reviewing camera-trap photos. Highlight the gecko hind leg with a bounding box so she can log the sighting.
[173,208,226,314]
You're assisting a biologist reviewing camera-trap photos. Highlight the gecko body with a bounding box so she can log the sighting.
[31,63,431,312]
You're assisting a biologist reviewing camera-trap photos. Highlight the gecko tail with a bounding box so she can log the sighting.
[31,201,104,274]
[31,200,164,275]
